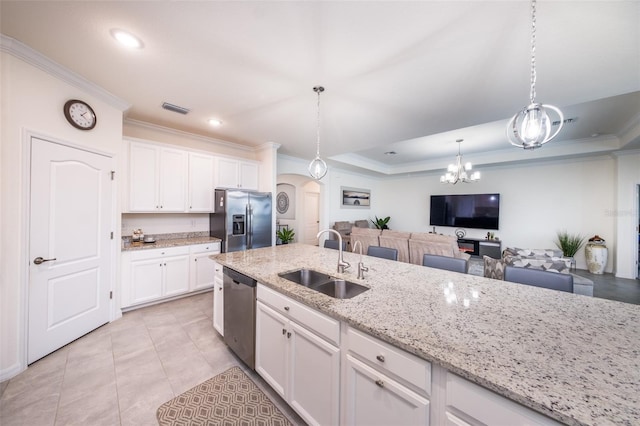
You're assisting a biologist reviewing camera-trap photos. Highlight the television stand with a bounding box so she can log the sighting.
[457,238,502,259]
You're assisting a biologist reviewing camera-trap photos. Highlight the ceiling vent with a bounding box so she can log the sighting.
[552,117,578,126]
[162,102,190,115]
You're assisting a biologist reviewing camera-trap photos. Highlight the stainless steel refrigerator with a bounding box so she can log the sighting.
[209,189,273,253]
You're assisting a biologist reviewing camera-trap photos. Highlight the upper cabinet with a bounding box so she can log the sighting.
[188,152,215,212]
[215,157,259,190]
[126,139,262,213]
[129,141,187,212]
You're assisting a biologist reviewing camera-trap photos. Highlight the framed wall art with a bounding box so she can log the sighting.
[341,187,370,208]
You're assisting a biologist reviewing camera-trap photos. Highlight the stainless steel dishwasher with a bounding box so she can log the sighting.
[223,266,257,369]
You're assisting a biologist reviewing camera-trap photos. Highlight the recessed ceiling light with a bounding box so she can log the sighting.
[110,29,143,49]
[208,119,223,127]
[384,151,397,155]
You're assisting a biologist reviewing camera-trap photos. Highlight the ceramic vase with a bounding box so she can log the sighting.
[585,243,608,274]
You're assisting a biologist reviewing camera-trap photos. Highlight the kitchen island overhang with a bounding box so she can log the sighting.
[212,243,640,426]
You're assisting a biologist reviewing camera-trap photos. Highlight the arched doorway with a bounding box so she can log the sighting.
[276,174,323,246]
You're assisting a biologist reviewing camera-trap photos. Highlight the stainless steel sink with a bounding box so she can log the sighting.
[278,268,332,287]
[278,268,369,299]
[311,279,369,299]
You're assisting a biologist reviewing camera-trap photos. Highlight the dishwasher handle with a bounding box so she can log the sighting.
[223,266,257,287]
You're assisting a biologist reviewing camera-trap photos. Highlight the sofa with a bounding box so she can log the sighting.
[408,233,471,265]
[501,247,572,273]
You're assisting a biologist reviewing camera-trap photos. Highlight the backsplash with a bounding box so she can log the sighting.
[121,213,209,236]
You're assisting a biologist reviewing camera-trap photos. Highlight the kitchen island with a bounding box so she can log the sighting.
[213,244,639,426]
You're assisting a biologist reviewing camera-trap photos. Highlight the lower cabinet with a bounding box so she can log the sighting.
[212,261,224,336]
[256,285,340,426]
[122,246,190,307]
[190,243,220,291]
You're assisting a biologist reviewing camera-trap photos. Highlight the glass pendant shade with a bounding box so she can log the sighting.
[507,102,563,149]
[507,0,563,149]
[308,156,328,180]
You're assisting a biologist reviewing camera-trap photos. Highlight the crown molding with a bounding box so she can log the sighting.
[124,118,261,152]
[1,34,130,112]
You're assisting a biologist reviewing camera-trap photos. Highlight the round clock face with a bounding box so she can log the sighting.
[276,192,289,214]
[64,99,97,130]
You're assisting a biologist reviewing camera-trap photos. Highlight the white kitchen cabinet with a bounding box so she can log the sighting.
[256,285,340,426]
[343,354,430,426]
[121,246,190,308]
[189,242,220,292]
[342,326,431,425]
[188,152,215,212]
[129,141,187,212]
[443,372,561,426]
[215,157,259,190]
[212,261,224,336]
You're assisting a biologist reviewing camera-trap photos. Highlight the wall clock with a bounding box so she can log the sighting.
[63,99,97,130]
[276,192,290,214]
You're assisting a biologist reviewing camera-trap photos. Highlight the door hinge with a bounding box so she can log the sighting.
[110,231,114,239]
[110,171,115,180]
[109,291,113,299]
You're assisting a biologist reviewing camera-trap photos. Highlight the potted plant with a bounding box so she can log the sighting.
[371,216,390,230]
[276,227,295,244]
[554,230,586,258]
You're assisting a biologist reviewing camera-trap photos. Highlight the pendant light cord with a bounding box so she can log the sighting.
[529,0,537,104]
[314,86,324,158]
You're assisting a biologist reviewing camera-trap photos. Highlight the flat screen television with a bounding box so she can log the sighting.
[430,193,500,230]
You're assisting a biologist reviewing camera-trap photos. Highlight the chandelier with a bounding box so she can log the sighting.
[440,139,480,184]
[506,0,563,149]
[308,86,328,180]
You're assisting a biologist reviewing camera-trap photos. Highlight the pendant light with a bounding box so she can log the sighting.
[308,86,328,180]
[507,0,563,149]
[440,139,480,184]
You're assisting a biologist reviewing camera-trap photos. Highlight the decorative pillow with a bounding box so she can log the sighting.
[483,255,505,280]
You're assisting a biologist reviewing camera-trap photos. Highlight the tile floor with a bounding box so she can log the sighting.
[0,292,304,426]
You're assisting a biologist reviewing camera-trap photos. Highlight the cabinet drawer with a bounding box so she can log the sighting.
[130,245,190,261]
[190,242,221,254]
[446,373,561,426]
[257,284,340,346]
[347,326,431,395]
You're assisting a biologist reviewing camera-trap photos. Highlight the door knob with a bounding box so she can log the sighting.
[33,257,56,265]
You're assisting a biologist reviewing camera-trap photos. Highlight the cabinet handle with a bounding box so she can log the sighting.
[284,306,290,311]
[195,258,197,262]
[287,332,291,339]
[375,379,385,388]
[164,263,166,266]
[376,355,385,363]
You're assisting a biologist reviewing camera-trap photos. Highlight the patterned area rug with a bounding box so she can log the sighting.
[157,366,292,426]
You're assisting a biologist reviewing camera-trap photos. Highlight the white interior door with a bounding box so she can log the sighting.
[303,191,320,245]
[28,137,113,364]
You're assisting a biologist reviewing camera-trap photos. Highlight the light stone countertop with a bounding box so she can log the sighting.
[121,231,221,251]
[212,243,639,426]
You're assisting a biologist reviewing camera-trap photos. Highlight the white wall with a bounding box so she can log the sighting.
[0,44,125,379]
[279,153,620,273]
[615,151,640,279]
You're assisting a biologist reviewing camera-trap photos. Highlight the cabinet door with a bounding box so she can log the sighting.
[189,152,215,212]
[191,252,215,291]
[289,322,340,426]
[130,257,163,304]
[213,262,224,335]
[216,157,239,188]
[343,355,430,426]
[159,148,187,212]
[129,142,159,212]
[163,254,190,297]
[239,161,259,190]
[256,301,288,399]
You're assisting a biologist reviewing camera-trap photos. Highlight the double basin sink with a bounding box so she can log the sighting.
[278,268,369,299]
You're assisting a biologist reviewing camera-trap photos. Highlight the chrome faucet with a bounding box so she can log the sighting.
[352,240,368,279]
[317,229,350,274]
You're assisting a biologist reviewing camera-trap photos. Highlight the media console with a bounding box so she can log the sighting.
[458,238,502,259]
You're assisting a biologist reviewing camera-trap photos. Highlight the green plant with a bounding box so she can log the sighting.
[371,216,390,230]
[276,227,296,244]
[554,230,586,257]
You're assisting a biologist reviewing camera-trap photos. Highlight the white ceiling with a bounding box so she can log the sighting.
[1,1,639,176]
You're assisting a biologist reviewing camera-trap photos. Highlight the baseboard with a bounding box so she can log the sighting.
[0,361,25,383]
